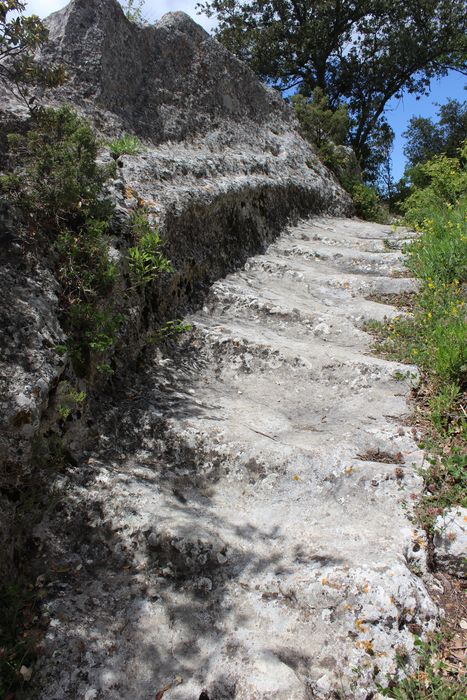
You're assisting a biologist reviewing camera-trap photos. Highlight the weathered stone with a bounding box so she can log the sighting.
[0,0,350,584]
[433,507,467,578]
[31,218,436,700]
[0,2,439,698]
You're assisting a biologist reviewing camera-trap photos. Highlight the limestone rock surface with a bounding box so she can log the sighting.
[0,0,350,582]
[31,218,437,699]
[433,507,467,578]
[0,3,439,698]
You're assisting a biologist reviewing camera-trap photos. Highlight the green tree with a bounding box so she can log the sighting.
[0,1,65,111]
[403,99,467,168]
[363,119,394,197]
[291,88,348,149]
[198,0,466,170]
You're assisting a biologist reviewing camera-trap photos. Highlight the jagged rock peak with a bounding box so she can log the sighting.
[41,0,291,143]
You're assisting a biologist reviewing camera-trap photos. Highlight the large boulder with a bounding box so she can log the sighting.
[0,0,351,582]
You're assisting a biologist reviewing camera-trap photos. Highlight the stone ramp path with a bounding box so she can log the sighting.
[35,218,437,700]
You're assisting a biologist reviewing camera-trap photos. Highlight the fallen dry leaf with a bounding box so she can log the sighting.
[155,675,183,699]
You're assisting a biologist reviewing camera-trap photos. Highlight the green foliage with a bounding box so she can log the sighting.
[420,446,467,532]
[66,305,123,373]
[428,383,461,435]
[291,88,362,185]
[119,0,146,24]
[198,0,466,172]
[402,151,467,230]
[2,107,115,225]
[57,381,86,421]
[367,146,466,552]
[404,99,467,169]
[147,319,192,344]
[350,182,387,222]
[96,362,115,375]
[290,77,395,202]
[1,107,176,375]
[392,146,467,392]
[55,221,117,300]
[109,133,143,158]
[53,212,120,372]
[362,120,395,198]
[292,89,348,150]
[379,634,466,699]
[128,208,173,287]
[0,107,120,375]
[0,1,65,111]
[291,87,391,215]
[371,288,465,390]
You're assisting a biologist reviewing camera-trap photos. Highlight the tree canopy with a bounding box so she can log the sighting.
[403,99,467,169]
[198,0,466,171]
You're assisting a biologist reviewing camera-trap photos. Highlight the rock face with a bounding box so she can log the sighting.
[0,2,439,698]
[433,507,467,578]
[31,218,438,699]
[43,0,287,142]
[0,0,350,584]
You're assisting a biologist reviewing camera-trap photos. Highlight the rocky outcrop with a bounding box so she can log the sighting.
[0,3,441,697]
[31,218,437,699]
[0,0,349,582]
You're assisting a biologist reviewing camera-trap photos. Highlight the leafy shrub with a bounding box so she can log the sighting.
[406,205,467,285]
[128,208,173,287]
[1,107,177,374]
[66,306,122,373]
[109,133,143,158]
[292,88,390,221]
[368,142,466,521]
[350,181,388,222]
[400,147,467,390]
[0,1,65,113]
[0,107,119,374]
[402,144,467,228]
[2,107,115,225]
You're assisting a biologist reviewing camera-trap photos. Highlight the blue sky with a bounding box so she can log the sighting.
[387,72,465,180]
[26,1,466,179]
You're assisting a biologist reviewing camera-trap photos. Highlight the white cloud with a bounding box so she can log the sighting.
[24,0,216,30]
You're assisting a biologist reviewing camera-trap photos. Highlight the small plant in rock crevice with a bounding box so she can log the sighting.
[127,207,173,288]
[56,381,87,421]
[146,318,192,344]
[378,633,466,699]
[109,133,144,158]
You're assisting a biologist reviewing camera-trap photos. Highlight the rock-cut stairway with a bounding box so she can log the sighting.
[34,218,437,700]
